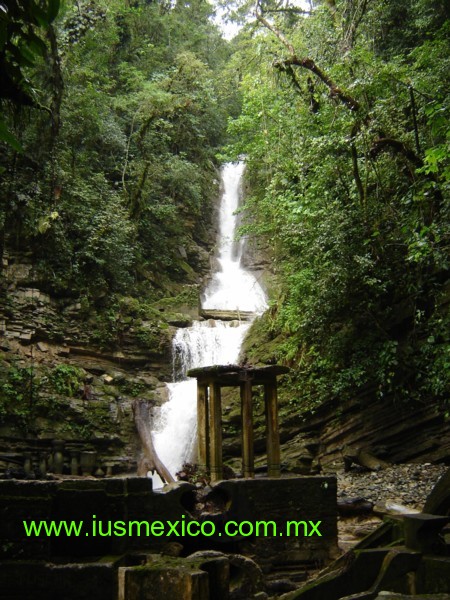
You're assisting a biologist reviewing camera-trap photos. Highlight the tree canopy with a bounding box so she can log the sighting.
[1,0,232,299]
[228,0,449,408]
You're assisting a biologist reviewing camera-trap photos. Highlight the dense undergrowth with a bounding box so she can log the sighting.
[231,0,450,412]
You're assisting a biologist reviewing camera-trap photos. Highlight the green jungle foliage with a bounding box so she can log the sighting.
[227,0,449,410]
[0,0,61,151]
[1,0,232,300]
[0,0,449,417]
[0,360,79,430]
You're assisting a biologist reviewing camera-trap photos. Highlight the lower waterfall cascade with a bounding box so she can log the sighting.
[150,162,267,486]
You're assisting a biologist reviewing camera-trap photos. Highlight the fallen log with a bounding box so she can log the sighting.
[343,446,390,471]
[133,400,174,484]
[337,497,374,516]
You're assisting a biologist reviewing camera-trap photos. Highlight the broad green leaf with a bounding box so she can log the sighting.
[47,0,60,23]
[0,120,24,152]
[30,3,50,28]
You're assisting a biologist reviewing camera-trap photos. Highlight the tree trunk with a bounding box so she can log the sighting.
[133,400,175,484]
[255,4,359,111]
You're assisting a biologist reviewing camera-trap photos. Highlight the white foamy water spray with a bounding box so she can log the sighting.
[202,162,266,312]
[151,162,267,485]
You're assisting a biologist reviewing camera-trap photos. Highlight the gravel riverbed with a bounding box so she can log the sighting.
[335,463,448,552]
[337,463,448,509]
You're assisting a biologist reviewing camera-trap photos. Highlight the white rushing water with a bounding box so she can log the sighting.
[202,162,267,312]
[151,162,267,485]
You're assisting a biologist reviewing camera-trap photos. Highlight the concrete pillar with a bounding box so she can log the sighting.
[197,383,209,471]
[264,380,281,477]
[52,440,65,475]
[70,451,79,476]
[240,379,254,478]
[208,381,223,482]
[38,453,47,477]
[23,453,32,476]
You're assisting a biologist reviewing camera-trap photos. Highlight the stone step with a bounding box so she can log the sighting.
[266,563,308,583]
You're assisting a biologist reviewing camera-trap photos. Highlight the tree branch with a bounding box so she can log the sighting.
[370,138,423,167]
[343,0,369,50]
[351,142,365,206]
[273,55,359,111]
[122,109,139,194]
[262,6,311,15]
[256,9,295,54]
[133,400,175,484]
[46,25,64,141]
[255,6,359,111]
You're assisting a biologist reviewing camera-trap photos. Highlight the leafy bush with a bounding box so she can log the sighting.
[47,364,84,397]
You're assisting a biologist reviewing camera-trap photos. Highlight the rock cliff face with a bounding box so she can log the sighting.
[220,374,450,475]
[279,392,450,473]
[3,240,447,481]
[220,379,450,476]
[233,278,450,475]
[0,250,200,477]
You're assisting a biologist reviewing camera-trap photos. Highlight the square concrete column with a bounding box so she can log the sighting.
[264,380,280,477]
[197,383,209,471]
[240,379,254,478]
[208,381,223,482]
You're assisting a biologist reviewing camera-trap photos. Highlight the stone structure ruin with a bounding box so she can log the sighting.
[0,475,338,599]
[187,364,289,481]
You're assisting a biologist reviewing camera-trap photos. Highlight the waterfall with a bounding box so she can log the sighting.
[151,162,267,486]
[202,161,267,312]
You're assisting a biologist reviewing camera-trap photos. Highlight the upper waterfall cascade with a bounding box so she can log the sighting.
[202,162,267,313]
[151,162,267,484]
